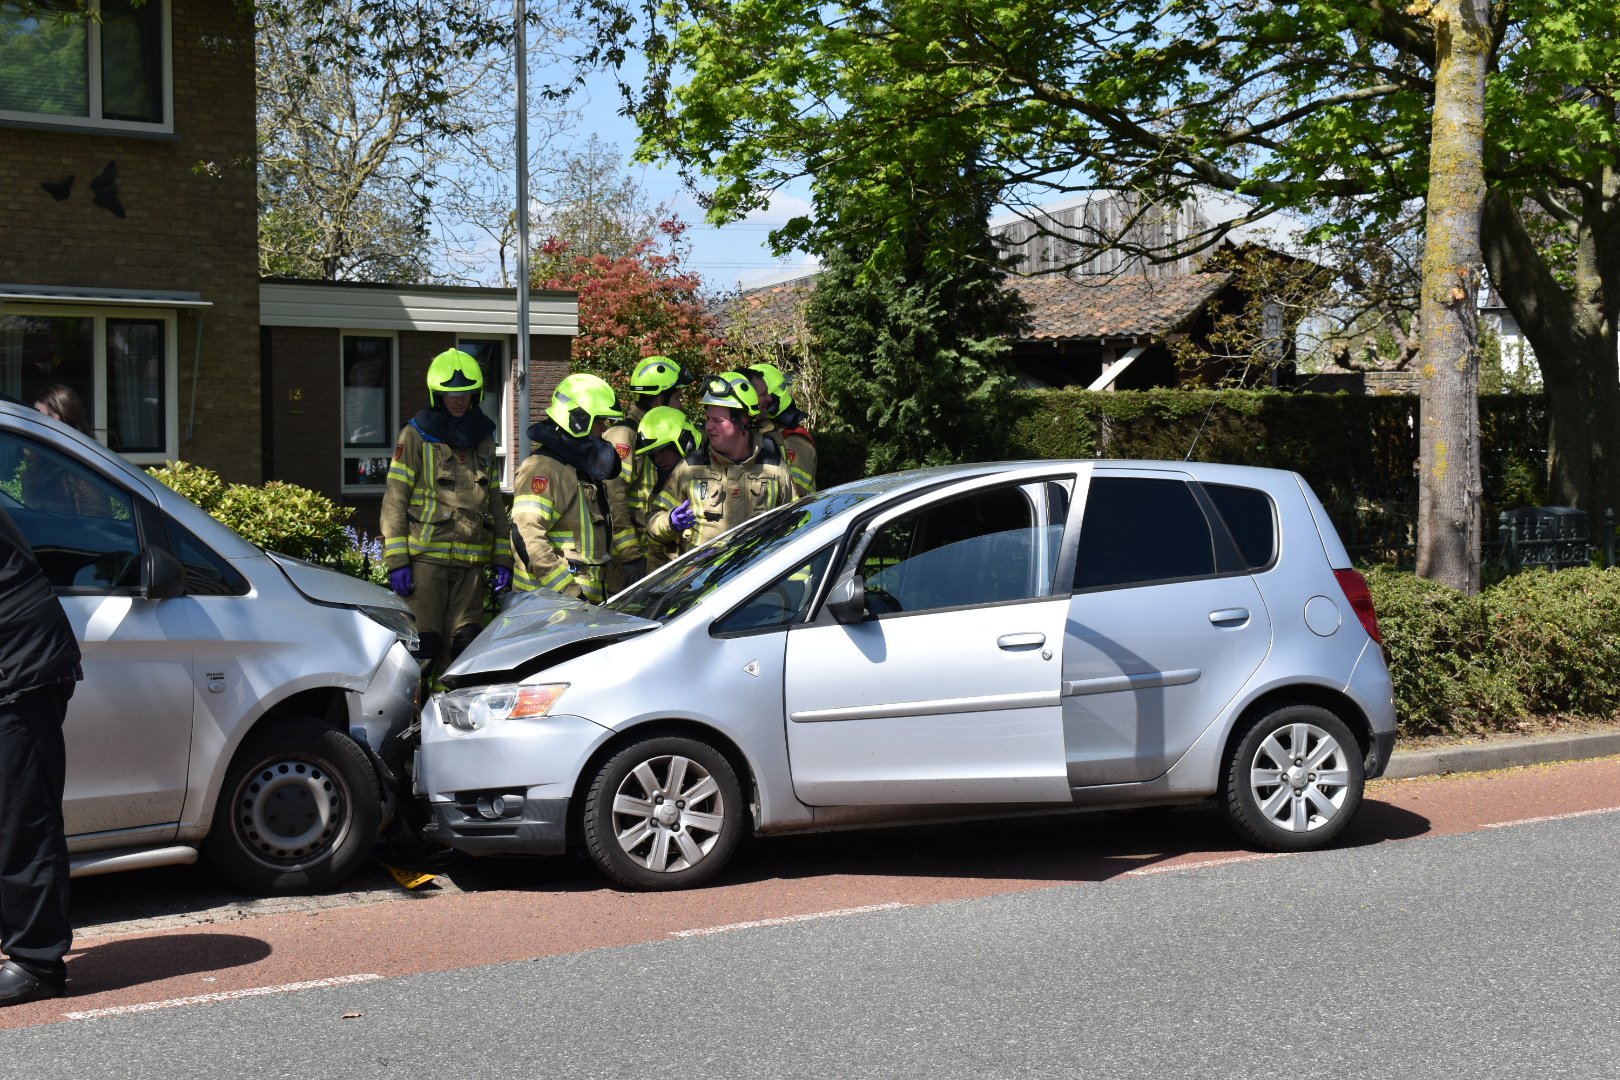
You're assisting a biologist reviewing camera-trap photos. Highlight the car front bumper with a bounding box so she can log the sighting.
[416,697,610,856]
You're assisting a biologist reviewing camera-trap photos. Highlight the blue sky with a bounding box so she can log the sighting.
[570,70,821,293]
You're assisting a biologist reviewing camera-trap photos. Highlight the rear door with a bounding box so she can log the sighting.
[783,472,1074,805]
[1062,469,1272,786]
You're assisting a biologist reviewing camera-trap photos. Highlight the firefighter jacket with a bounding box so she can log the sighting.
[646,432,795,553]
[760,407,817,496]
[381,416,510,573]
[511,422,619,602]
[600,401,652,563]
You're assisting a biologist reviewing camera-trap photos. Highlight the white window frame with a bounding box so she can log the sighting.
[455,334,512,489]
[0,302,179,464]
[338,331,399,497]
[0,0,174,135]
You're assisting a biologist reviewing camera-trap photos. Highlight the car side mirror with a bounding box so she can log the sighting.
[824,573,866,624]
[140,545,186,600]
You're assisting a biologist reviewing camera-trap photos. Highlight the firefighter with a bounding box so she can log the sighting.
[511,373,623,602]
[646,374,795,553]
[602,355,694,589]
[745,361,817,496]
[633,405,704,572]
[381,348,511,674]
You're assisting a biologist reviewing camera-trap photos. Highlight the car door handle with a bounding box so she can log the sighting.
[997,632,1046,650]
[1209,608,1250,626]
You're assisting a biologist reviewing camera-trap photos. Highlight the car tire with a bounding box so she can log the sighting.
[204,716,382,895]
[582,736,744,891]
[1221,703,1364,852]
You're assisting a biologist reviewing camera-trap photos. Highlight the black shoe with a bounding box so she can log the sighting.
[0,961,64,1007]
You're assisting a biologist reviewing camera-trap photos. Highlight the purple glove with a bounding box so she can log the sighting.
[669,499,697,532]
[388,566,414,597]
[492,565,512,593]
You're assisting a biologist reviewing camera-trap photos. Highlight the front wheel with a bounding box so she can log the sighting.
[204,717,382,895]
[1221,704,1364,852]
[582,736,744,890]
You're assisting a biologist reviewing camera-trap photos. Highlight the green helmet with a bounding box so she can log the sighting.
[744,362,794,416]
[426,348,484,406]
[629,355,694,398]
[546,373,623,437]
[635,405,702,458]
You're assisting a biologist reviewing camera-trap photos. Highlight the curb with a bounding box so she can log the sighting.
[1383,728,1620,780]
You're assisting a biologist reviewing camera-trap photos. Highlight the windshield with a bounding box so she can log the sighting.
[609,488,882,622]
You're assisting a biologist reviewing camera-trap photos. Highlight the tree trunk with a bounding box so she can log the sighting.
[1414,0,1489,594]
[1483,179,1620,520]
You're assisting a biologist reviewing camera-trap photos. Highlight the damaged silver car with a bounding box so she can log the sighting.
[419,460,1396,890]
[1,398,419,895]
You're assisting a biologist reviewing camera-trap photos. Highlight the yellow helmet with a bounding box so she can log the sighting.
[546,373,623,437]
[629,355,694,398]
[426,348,484,407]
[635,405,702,458]
[744,362,794,416]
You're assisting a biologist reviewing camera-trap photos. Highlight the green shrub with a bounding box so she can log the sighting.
[149,462,358,571]
[147,460,227,513]
[1367,566,1620,740]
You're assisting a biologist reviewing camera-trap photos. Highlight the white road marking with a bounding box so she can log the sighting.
[62,973,383,1020]
[1123,851,1292,876]
[1482,806,1620,829]
[669,902,907,938]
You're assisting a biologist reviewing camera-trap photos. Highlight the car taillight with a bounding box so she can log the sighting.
[1333,568,1383,645]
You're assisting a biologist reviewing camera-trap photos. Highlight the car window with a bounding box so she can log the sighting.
[857,484,1045,614]
[0,430,139,589]
[713,547,834,636]
[1202,482,1277,570]
[611,489,882,623]
[1073,476,1216,591]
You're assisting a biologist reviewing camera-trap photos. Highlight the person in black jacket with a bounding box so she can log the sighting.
[0,505,81,1005]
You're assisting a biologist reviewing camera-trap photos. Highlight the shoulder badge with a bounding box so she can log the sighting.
[394,443,404,461]
[786,448,797,463]
[615,442,632,460]
[532,476,549,494]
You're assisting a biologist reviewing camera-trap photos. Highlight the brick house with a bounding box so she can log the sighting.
[2,0,262,480]
[3,1,579,529]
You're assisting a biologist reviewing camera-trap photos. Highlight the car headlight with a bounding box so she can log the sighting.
[359,603,420,651]
[438,683,569,732]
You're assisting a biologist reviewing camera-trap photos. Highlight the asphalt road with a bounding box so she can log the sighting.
[2,796,1617,1078]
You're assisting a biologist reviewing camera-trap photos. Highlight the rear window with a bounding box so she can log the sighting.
[1203,483,1277,570]
[1074,477,1216,591]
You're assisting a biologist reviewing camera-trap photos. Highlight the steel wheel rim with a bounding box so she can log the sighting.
[1247,721,1351,833]
[232,756,349,869]
[610,753,726,873]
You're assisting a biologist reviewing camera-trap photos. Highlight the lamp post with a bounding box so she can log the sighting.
[513,0,532,461]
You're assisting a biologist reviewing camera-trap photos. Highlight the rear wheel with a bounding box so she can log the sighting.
[205,717,382,895]
[582,736,743,890]
[1221,704,1364,851]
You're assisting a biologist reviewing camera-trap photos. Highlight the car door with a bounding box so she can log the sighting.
[1062,469,1272,786]
[0,428,194,837]
[784,474,1074,805]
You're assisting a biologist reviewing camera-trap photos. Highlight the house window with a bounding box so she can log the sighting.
[455,336,508,484]
[0,0,170,132]
[340,334,396,494]
[0,309,176,461]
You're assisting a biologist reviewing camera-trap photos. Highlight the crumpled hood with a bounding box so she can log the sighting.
[265,551,409,613]
[443,589,658,680]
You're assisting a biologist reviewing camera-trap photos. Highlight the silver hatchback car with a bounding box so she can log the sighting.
[0,398,420,895]
[420,460,1396,890]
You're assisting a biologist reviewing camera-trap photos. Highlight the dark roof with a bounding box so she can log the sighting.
[720,270,1235,347]
[1009,273,1233,342]
[716,276,816,346]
